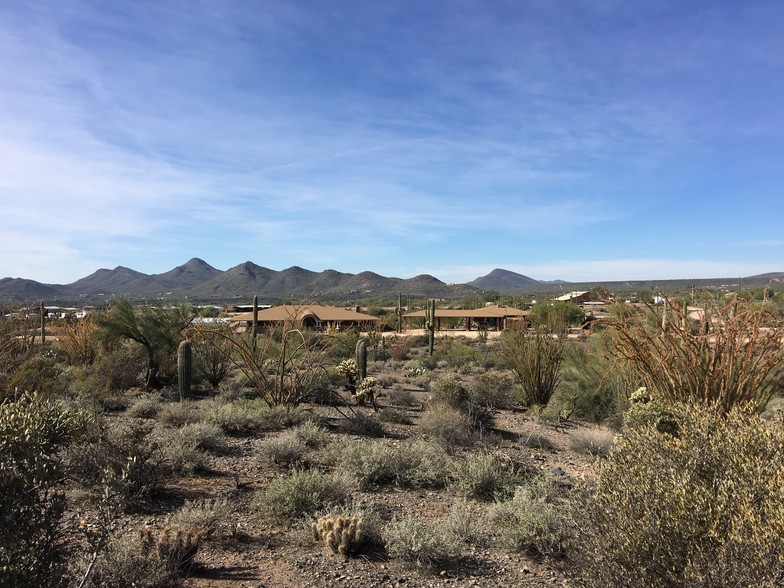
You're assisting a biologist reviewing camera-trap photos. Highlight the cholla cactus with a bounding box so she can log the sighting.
[335,359,358,393]
[356,376,377,409]
[312,515,364,558]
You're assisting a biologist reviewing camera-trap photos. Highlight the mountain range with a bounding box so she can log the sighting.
[1,258,782,304]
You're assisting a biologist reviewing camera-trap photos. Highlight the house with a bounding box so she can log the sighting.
[402,304,530,332]
[229,304,381,332]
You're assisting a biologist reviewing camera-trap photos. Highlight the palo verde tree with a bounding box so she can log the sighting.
[95,298,195,389]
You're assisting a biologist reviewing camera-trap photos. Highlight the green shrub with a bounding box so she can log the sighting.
[470,370,517,410]
[65,421,164,511]
[341,411,384,437]
[0,393,95,587]
[159,401,201,427]
[252,469,354,522]
[491,477,569,558]
[205,398,298,436]
[419,402,474,451]
[290,420,329,448]
[567,426,616,457]
[126,393,163,419]
[158,427,208,475]
[88,344,146,394]
[575,403,784,588]
[451,452,521,501]
[173,421,230,454]
[384,513,458,570]
[499,325,565,408]
[5,354,69,400]
[432,376,470,409]
[258,433,308,469]
[168,496,235,538]
[327,439,399,489]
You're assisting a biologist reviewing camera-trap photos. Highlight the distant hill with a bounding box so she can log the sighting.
[0,260,781,304]
[469,268,541,292]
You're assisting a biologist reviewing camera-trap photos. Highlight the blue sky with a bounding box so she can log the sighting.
[2,1,783,285]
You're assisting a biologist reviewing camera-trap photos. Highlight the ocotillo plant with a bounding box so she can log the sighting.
[355,339,367,383]
[178,339,192,401]
[424,299,436,356]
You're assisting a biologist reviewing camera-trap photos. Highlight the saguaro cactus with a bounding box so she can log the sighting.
[355,339,367,383]
[424,299,436,356]
[178,339,192,401]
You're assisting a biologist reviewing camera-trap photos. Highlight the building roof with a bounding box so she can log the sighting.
[554,291,590,302]
[229,304,380,323]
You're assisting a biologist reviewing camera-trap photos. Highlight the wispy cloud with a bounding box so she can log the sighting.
[1,2,782,284]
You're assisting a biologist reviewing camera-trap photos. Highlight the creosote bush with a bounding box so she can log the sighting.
[251,469,354,522]
[575,403,784,588]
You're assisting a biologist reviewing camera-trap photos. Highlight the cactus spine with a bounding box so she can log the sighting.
[177,339,192,401]
[355,339,367,383]
[424,299,436,356]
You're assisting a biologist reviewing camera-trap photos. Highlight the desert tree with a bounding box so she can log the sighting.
[95,298,195,389]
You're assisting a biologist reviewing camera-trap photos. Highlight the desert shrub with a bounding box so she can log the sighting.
[567,426,616,457]
[0,393,95,588]
[58,316,99,366]
[451,452,521,501]
[65,421,164,511]
[519,431,555,450]
[258,433,308,469]
[600,298,784,412]
[168,496,235,538]
[205,398,301,436]
[378,406,413,424]
[327,439,400,489]
[126,393,163,419]
[386,335,416,361]
[159,400,201,427]
[575,403,784,588]
[290,420,329,448]
[491,477,569,558]
[252,469,354,522]
[173,421,230,454]
[384,513,459,570]
[397,440,452,488]
[548,340,636,425]
[5,354,69,400]
[419,402,474,451]
[470,370,517,410]
[341,411,384,437]
[191,327,233,390]
[158,427,208,475]
[88,343,146,394]
[442,500,492,546]
[432,376,470,408]
[499,325,565,408]
[84,529,169,588]
[388,388,418,407]
[444,341,480,367]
